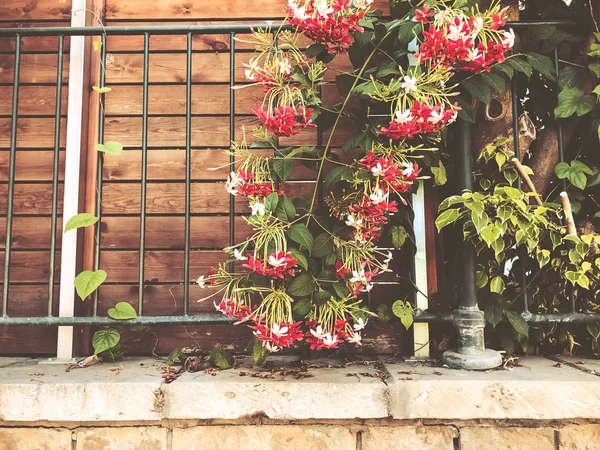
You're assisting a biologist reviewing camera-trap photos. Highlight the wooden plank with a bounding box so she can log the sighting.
[101,0,389,20]
[3,285,59,317]
[0,217,62,249]
[0,150,65,181]
[0,327,57,354]
[0,183,63,215]
[0,54,70,83]
[0,1,72,21]
[0,117,67,149]
[0,250,60,283]
[0,86,69,116]
[0,23,71,53]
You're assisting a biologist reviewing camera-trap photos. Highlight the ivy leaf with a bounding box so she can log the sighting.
[95,141,123,155]
[107,302,138,320]
[209,347,234,370]
[289,249,308,271]
[287,273,315,297]
[391,225,407,248]
[490,276,505,294]
[484,302,504,328]
[480,224,501,247]
[506,310,529,338]
[435,208,461,232]
[311,233,334,258]
[288,224,313,251]
[92,85,111,94]
[273,158,294,182]
[64,213,98,232]
[392,300,414,330]
[75,270,107,301]
[554,88,596,118]
[92,329,120,355]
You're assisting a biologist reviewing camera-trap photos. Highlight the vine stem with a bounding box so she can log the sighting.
[306,30,395,226]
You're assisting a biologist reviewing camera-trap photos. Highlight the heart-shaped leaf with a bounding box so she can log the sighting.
[107,302,138,320]
[95,141,123,155]
[75,270,107,301]
[92,329,120,355]
[64,213,98,232]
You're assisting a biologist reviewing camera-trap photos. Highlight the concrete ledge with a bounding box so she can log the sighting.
[0,356,598,423]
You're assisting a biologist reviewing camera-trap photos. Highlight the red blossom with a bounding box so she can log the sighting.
[242,252,298,279]
[252,106,315,137]
[414,5,434,24]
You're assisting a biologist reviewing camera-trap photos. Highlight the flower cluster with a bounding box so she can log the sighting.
[414,4,514,73]
[250,321,304,351]
[358,151,421,194]
[286,0,373,53]
[379,102,460,141]
[305,316,367,350]
[242,252,298,279]
[226,170,279,199]
[252,106,316,137]
[214,298,254,321]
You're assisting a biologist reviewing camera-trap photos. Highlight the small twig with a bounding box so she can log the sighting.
[512,158,543,206]
[558,59,587,69]
[560,191,578,236]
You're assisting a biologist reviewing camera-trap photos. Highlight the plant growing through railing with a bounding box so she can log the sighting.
[194,0,523,360]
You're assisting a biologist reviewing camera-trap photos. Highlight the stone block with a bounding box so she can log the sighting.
[362,426,457,450]
[172,425,356,450]
[0,428,72,450]
[76,427,167,450]
[559,424,600,450]
[460,427,555,450]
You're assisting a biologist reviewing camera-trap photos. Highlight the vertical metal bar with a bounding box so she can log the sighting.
[57,0,87,360]
[183,32,192,316]
[138,32,150,316]
[554,48,576,312]
[92,33,107,317]
[511,74,529,314]
[2,34,21,317]
[229,33,236,256]
[48,35,64,316]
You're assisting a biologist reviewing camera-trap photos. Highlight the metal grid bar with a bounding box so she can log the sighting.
[183,32,193,316]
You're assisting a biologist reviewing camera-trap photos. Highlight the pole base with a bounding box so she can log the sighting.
[442,348,502,370]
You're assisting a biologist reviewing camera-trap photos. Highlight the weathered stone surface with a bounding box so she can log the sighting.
[76,427,168,450]
[460,427,555,450]
[172,426,356,450]
[387,358,600,420]
[362,426,457,450]
[559,424,600,450]
[0,428,72,450]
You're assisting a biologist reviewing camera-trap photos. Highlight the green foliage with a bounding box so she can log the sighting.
[74,270,107,301]
[92,329,121,356]
[209,347,234,370]
[64,213,98,232]
[107,302,138,320]
[392,300,414,330]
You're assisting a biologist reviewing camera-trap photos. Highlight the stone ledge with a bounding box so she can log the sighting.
[0,356,598,423]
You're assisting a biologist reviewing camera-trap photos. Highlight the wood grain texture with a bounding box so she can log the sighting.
[0,86,69,116]
[0,117,66,149]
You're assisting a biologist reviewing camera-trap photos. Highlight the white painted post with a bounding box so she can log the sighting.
[56,0,87,360]
[413,183,430,358]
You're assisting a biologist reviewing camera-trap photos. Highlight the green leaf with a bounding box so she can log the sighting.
[332,280,348,299]
[287,273,315,297]
[569,170,588,190]
[577,273,591,289]
[490,276,505,294]
[480,224,501,247]
[507,57,533,78]
[590,62,600,78]
[305,43,327,58]
[64,213,98,232]
[497,206,513,222]
[506,310,529,338]
[93,41,103,52]
[311,233,334,258]
[107,302,138,320]
[75,270,107,301]
[289,249,308,271]
[251,338,268,365]
[288,224,313,251]
[435,208,461,232]
[503,186,523,201]
[92,329,120,355]
[392,300,414,330]
[264,192,279,213]
[273,158,294,182]
[209,347,234,370]
[480,72,506,94]
[554,88,595,118]
[571,160,594,175]
[484,302,504,328]
[293,298,312,316]
[465,200,484,218]
[494,62,514,79]
[476,270,488,289]
[95,141,123,155]
[167,348,186,366]
[391,225,407,248]
[397,21,420,44]
[525,53,556,81]
[431,161,447,186]
[376,304,392,323]
[555,162,571,179]
[92,85,112,94]
[463,78,491,104]
[324,166,353,188]
[559,66,588,90]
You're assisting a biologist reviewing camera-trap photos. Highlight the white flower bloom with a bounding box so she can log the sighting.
[394,109,413,124]
[402,161,415,177]
[279,57,292,75]
[271,323,289,337]
[214,301,222,312]
[471,16,484,38]
[243,57,259,81]
[347,332,362,345]
[233,249,248,261]
[362,282,374,292]
[350,269,367,284]
[251,202,266,216]
[370,162,384,176]
[310,325,327,339]
[369,189,389,205]
[383,251,393,264]
[352,0,372,9]
[354,233,367,245]
[400,75,418,93]
[345,214,363,229]
[265,342,280,352]
[353,317,368,331]
[447,23,465,41]
[314,0,333,18]
[428,107,445,125]
[322,333,338,346]
[502,29,516,48]
[434,9,453,25]
[197,275,206,288]
[268,254,287,268]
